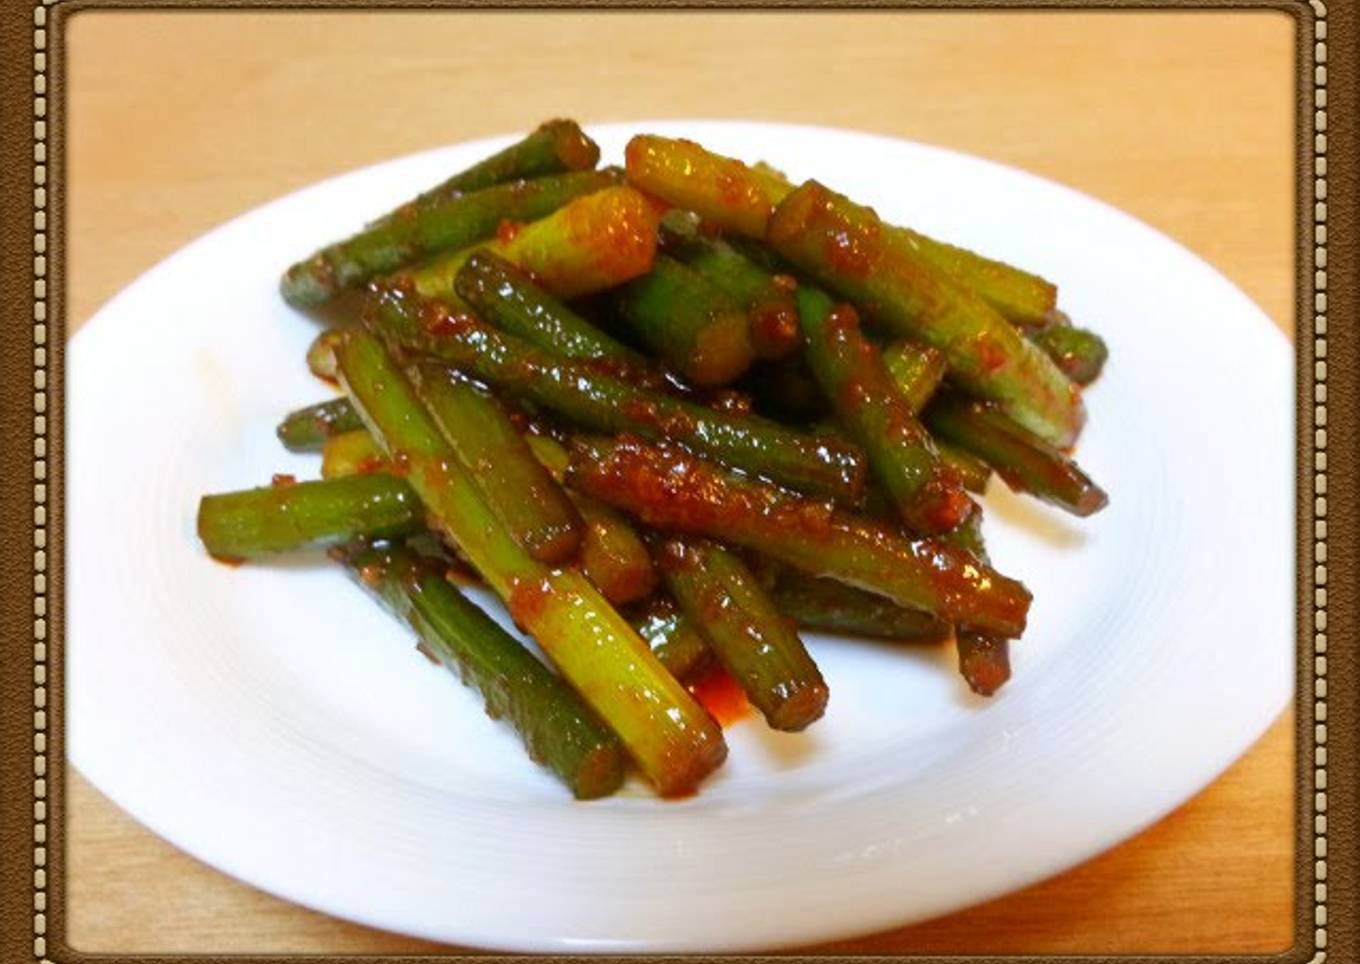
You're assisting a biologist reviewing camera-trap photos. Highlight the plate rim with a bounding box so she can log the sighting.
[66,118,1295,953]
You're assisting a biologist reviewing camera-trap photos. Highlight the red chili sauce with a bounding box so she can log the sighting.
[688,665,750,727]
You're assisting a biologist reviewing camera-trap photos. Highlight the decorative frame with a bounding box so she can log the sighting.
[0,2,1353,961]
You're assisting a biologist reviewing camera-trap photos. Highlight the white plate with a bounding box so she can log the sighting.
[68,121,1293,952]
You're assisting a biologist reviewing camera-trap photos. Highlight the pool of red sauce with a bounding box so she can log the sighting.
[688,666,750,727]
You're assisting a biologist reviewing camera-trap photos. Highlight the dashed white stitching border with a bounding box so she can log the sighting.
[34,0,51,961]
[1309,1,1328,961]
[28,2,1328,960]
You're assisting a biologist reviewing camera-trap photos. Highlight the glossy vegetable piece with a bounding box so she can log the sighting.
[628,595,714,683]
[661,211,801,359]
[522,433,659,606]
[320,428,386,479]
[196,475,421,561]
[322,422,653,603]
[766,179,1086,448]
[796,285,972,535]
[757,562,952,641]
[573,493,659,605]
[454,250,646,368]
[281,170,618,307]
[306,329,345,382]
[628,135,1055,326]
[276,397,364,452]
[656,536,828,731]
[624,135,790,237]
[410,183,656,302]
[879,338,991,494]
[338,541,624,799]
[614,254,755,387]
[365,282,866,502]
[890,227,1057,328]
[937,443,993,494]
[334,329,727,796]
[337,330,535,595]
[925,394,1108,517]
[323,420,654,603]
[378,119,601,220]
[1028,313,1109,385]
[937,512,1011,696]
[565,435,1031,638]
[936,505,988,559]
[881,339,947,415]
[410,365,584,564]
[956,632,1011,697]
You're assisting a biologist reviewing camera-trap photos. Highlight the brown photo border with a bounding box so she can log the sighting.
[0,1,1353,961]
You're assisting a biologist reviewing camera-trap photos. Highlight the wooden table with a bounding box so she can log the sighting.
[64,10,1296,954]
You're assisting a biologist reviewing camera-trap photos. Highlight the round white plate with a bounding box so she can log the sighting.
[68,121,1293,952]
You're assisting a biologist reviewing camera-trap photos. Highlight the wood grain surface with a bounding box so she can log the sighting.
[62,10,1296,955]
